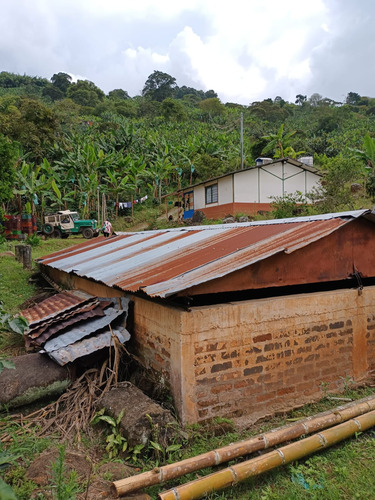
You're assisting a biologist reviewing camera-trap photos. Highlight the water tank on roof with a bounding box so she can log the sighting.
[255,157,273,166]
[298,156,314,166]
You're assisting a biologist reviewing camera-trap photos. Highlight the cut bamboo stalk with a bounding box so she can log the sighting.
[111,394,375,497]
[158,409,375,500]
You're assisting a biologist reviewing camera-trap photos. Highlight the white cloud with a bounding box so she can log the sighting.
[0,0,374,104]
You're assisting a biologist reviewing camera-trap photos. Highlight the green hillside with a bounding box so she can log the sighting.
[1,71,375,223]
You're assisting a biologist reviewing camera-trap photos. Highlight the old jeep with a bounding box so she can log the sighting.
[42,210,99,239]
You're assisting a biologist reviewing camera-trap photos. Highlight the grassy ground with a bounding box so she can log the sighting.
[1,232,375,499]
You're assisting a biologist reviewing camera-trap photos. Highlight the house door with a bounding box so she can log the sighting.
[183,191,194,219]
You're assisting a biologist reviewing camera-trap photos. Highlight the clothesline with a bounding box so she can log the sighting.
[116,195,148,209]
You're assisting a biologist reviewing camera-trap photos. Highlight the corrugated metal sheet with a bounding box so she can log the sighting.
[31,304,108,347]
[22,291,130,364]
[21,290,95,326]
[46,327,131,366]
[28,300,105,338]
[43,307,126,352]
[37,210,374,298]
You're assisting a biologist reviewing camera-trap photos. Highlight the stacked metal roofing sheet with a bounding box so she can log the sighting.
[22,292,130,365]
[37,210,375,299]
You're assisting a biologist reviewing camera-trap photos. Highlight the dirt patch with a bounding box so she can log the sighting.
[26,447,92,486]
[0,251,15,257]
[25,446,139,499]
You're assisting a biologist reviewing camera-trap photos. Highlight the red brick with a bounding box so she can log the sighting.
[329,321,345,329]
[244,366,263,376]
[198,409,208,418]
[256,391,276,403]
[211,361,232,373]
[211,383,233,394]
[195,353,217,365]
[234,379,255,389]
[277,386,296,396]
[253,333,272,343]
[197,397,219,408]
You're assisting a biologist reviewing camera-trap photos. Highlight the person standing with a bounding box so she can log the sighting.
[102,219,112,238]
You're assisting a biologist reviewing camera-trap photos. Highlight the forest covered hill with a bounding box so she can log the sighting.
[1,69,375,222]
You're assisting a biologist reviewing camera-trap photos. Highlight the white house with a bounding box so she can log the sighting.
[180,157,322,220]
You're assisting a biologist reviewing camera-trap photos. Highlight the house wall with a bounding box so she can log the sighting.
[186,161,321,219]
[234,170,258,203]
[131,287,375,425]
[194,185,208,210]
[218,176,233,204]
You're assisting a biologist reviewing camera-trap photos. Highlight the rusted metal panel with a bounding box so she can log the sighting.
[21,290,94,326]
[37,210,374,299]
[27,300,106,338]
[22,289,130,364]
[30,305,108,348]
[143,219,348,297]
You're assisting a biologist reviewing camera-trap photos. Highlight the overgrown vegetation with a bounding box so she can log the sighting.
[1,70,375,226]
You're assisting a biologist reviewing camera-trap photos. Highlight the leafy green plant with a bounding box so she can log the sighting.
[320,380,330,398]
[0,478,17,500]
[0,301,29,336]
[25,233,41,247]
[270,191,310,219]
[340,374,354,391]
[91,408,128,459]
[3,466,37,500]
[0,358,15,375]
[146,414,182,465]
[50,445,80,500]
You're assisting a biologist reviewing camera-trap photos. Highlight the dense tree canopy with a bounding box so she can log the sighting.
[0,134,18,207]
[0,69,374,221]
[142,71,177,102]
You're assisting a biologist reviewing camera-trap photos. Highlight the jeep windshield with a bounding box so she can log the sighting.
[71,212,80,221]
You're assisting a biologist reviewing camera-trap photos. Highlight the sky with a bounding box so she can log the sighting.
[1,0,374,105]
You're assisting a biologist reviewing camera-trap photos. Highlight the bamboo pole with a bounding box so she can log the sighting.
[111,394,375,497]
[158,409,375,500]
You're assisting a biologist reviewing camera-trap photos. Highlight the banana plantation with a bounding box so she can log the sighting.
[2,70,375,223]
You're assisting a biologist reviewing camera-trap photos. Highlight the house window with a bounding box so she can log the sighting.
[205,184,218,204]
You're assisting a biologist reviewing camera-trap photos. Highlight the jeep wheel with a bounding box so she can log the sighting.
[42,223,54,236]
[62,233,69,239]
[53,228,62,239]
[82,227,94,239]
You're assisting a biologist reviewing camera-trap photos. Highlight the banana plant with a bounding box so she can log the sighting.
[262,124,297,159]
[104,168,131,217]
[353,133,375,170]
[13,161,50,216]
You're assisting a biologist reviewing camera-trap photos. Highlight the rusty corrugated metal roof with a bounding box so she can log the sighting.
[21,290,95,325]
[37,210,374,298]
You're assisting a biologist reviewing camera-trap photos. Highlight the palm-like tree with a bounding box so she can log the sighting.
[261,124,297,158]
[353,133,375,170]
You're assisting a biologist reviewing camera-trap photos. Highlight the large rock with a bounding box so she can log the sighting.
[0,353,75,410]
[99,382,178,448]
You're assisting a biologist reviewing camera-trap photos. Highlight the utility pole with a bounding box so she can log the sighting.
[240,112,244,169]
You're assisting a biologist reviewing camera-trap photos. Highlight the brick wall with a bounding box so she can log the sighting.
[49,267,375,426]
[132,287,375,425]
